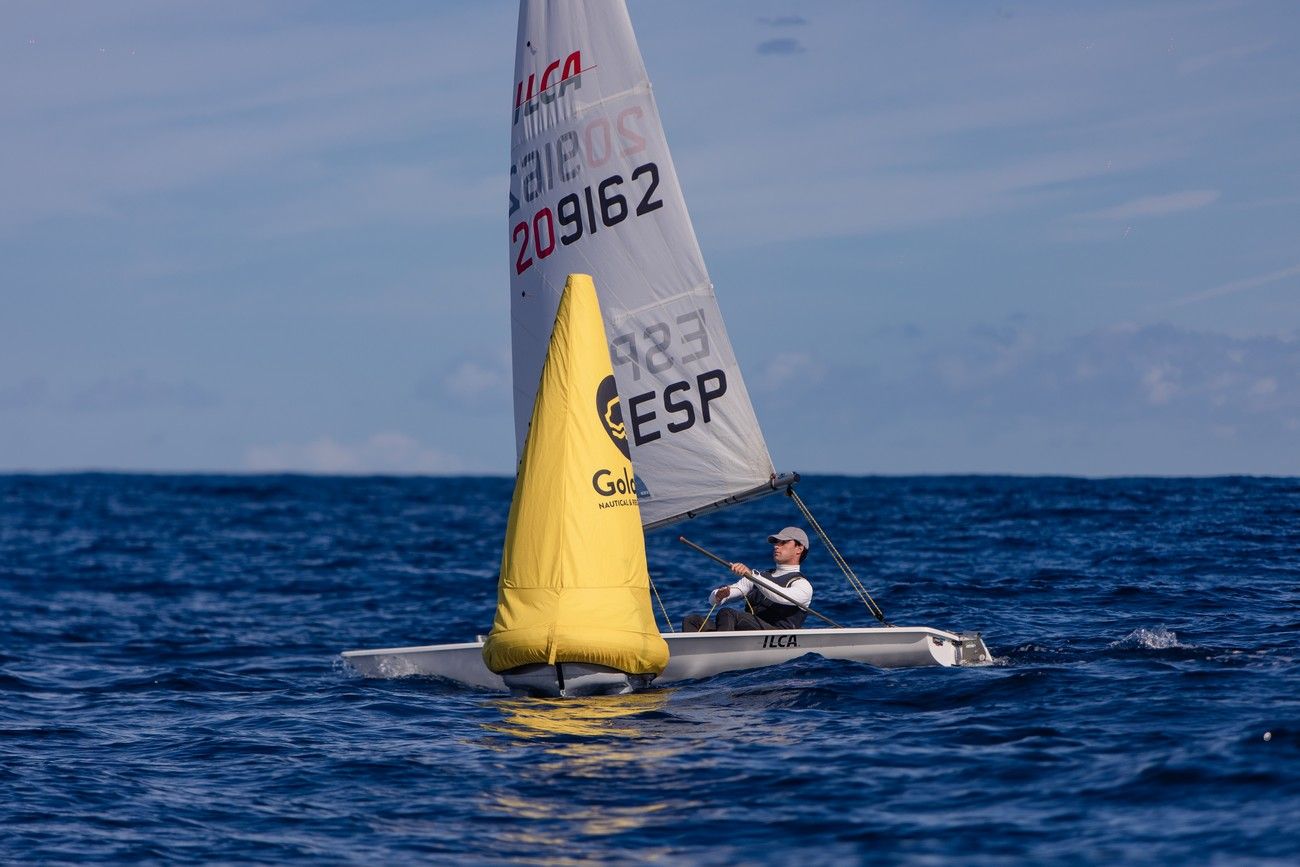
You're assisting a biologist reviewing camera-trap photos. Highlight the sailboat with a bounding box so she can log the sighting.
[342,1,991,693]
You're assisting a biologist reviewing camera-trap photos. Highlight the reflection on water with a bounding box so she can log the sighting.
[476,690,702,848]
[482,689,690,777]
[487,689,673,740]
[471,685,814,852]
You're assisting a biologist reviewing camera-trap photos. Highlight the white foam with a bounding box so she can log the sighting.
[1111,626,1182,650]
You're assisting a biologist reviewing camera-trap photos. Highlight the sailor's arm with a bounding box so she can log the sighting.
[710,565,755,603]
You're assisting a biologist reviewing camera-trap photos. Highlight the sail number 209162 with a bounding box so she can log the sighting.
[513,163,663,275]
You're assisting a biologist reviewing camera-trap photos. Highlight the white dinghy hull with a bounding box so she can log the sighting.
[661,627,990,681]
[342,627,991,694]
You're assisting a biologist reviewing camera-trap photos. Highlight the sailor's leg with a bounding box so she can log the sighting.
[715,608,741,631]
[683,614,715,632]
[727,610,773,631]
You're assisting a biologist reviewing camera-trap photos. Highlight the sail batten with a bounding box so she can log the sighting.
[510,0,775,528]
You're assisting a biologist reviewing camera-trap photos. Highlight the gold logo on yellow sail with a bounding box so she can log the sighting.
[595,375,630,459]
[604,397,624,439]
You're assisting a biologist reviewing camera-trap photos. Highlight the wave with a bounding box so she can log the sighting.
[1109,626,1184,651]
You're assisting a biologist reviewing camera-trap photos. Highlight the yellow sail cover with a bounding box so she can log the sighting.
[482,274,669,676]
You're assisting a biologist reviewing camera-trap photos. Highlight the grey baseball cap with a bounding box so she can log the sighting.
[767,526,809,548]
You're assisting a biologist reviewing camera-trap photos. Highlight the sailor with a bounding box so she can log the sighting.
[683,527,813,632]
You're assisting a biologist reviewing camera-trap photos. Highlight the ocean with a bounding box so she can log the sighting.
[2,474,1297,864]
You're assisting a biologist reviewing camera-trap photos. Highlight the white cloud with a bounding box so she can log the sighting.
[1178,41,1275,75]
[253,160,499,238]
[1169,263,1300,308]
[1141,364,1179,405]
[777,321,1300,474]
[444,360,508,401]
[1249,377,1278,397]
[1077,190,1220,222]
[815,321,1300,426]
[243,432,458,474]
[755,352,824,393]
[0,3,509,230]
[756,38,805,56]
[414,355,511,411]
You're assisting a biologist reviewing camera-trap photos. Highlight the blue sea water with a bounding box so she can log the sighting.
[2,474,1298,864]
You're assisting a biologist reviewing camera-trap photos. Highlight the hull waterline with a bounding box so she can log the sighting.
[341,627,992,695]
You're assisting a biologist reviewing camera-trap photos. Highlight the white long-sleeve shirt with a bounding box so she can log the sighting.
[714,563,813,608]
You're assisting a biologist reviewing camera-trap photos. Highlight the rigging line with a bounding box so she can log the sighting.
[649,576,675,633]
[697,599,720,632]
[786,487,863,603]
[788,488,867,608]
[791,488,886,625]
[786,488,889,625]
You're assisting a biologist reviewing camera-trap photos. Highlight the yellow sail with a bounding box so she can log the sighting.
[482,274,669,677]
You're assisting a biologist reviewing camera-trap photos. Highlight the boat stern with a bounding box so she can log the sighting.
[499,662,654,698]
[956,631,992,665]
[924,630,993,666]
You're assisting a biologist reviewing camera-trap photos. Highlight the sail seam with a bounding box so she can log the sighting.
[607,282,718,326]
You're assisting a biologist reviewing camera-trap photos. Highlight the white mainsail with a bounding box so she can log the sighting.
[508,0,777,528]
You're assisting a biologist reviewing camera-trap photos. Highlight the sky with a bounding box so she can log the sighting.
[3,0,1299,476]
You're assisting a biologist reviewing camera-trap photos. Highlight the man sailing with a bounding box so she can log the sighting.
[683,527,813,632]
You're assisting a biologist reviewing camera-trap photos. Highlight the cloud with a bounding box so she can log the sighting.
[414,355,510,411]
[758,16,808,28]
[813,321,1300,427]
[1178,41,1275,75]
[766,321,1300,474]
[69,371,219,412]
[756,38,805,56]
[253,159,499,238]
[444,360,508,401]
[1076,190,1220,222]
[1168,263,1300,308]
[1140,363,1178,405]
[754,352,825,393]
[0,4,507,230]
[243,432,458,474]
[1249,377,1277,397]
[660,1,1293,252]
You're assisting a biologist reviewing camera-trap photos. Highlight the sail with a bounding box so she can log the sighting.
[508,0,775,528]
[482,274,669,677]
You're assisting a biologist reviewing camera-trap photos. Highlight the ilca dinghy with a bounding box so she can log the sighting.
[342,0,991,695]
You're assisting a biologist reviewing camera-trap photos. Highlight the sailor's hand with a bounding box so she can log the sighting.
[711,586,731,604]
[730,562,750,577]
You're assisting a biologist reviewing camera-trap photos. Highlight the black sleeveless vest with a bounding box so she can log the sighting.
[746,570,808,629]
